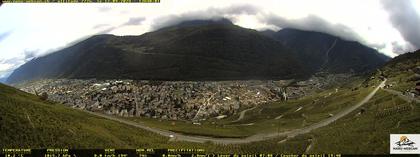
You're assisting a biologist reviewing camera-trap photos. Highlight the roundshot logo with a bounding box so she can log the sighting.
[390,134,420,154]
[395,136,415,147]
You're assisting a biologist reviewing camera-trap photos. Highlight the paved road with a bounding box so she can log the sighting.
[83,79,387,144]
[383,88,420,103]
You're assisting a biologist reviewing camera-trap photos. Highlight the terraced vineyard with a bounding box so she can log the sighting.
[0,83,168,148]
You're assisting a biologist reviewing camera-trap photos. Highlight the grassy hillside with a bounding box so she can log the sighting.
[378,49,420,92]
[0,83,168,148]
[306,90,419,154]
[285,51,420,154]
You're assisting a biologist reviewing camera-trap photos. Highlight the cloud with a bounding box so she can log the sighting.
[0,67,13,78]
[122,17,146,26]
[0,57,26,78]
[391,42,405,54]
[23,49,38,61]
[0,49,40,78]
[151,4,259,30]
[151,4,364,45]
[381,0,420,49]
[149,4,394,57]
[0,63,13,72]
[98,6,112,12]
[391,41,415,54]
[97,26,117,34]
[367,42,386,50]
[259,14,363,42]
[0,31,12,43]
[213,4,259,15]
[92,17,145,35]
[93,24,110,29]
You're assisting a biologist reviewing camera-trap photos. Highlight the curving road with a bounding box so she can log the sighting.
[82,79,387,144]
[383,88,420,103]
[231,106,258,123]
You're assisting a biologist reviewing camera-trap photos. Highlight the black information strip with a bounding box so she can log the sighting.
[0,149,419,157]
[2,149,202,157]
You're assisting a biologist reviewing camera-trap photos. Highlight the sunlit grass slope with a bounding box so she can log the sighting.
[0,83,168,148]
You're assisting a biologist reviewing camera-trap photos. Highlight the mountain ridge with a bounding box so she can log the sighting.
[7,20,306,83]
[262,28,390,74]
[7,19,389,83]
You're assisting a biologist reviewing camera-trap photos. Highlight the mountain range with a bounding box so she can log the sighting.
[0,49,417,151]
[0,77,6,83]
[7,19,389,83]
[262,28,390,74]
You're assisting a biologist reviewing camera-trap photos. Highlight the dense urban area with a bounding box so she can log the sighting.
[16,74,352,121]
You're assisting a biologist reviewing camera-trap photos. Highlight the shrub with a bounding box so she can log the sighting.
[40,92,48,101]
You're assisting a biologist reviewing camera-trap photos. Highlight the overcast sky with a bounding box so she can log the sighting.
[0,0,420,78]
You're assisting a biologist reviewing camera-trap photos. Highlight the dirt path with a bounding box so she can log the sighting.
[304,138,314,153]
[231,106,258,123]
[321,38,337,68]
[82,79,386,144]
[274,114,283,120]
[23,109,35,128]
